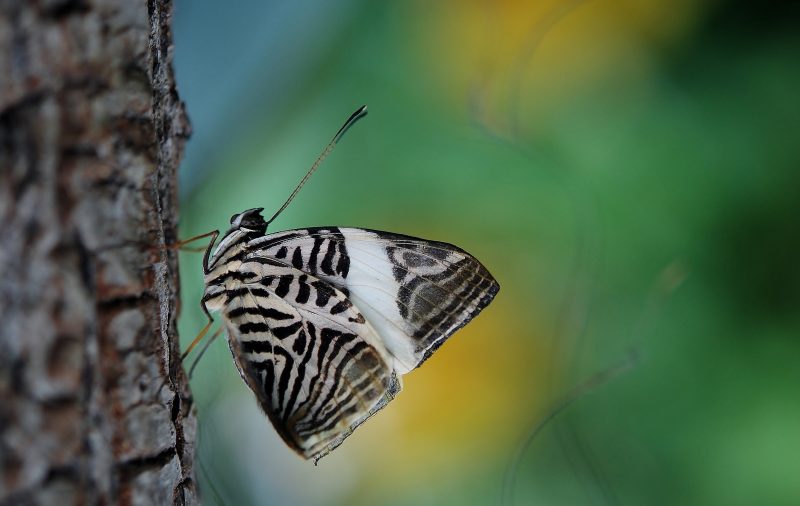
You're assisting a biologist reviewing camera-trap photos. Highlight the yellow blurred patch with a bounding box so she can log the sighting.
[346,288,553,492]
[412,0,710,134]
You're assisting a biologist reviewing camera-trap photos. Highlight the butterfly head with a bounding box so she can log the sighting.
[230,208,267,234]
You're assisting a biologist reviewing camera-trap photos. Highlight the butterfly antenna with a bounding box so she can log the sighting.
[265,105,369,227]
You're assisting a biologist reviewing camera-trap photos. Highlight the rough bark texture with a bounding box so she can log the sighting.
[0,0,196,504]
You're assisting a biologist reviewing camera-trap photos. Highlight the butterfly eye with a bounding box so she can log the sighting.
[230,213,239,224]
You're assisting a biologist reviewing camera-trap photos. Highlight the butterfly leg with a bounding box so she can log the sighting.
[167,229,220,274]
[181,317,215,361]
[188,326,223,379]
[167,230,220,253]
[154,320,216,397]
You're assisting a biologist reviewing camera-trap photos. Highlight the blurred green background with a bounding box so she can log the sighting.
[173,1,800,504]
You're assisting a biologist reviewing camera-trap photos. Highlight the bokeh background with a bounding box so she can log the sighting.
[172,1,800,505]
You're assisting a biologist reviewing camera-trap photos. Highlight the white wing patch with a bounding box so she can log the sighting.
[338,230,420,373]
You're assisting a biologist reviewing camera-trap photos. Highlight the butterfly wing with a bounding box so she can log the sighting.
[205,260,401,461]
[203,226,498,461]
[247,227,500,373]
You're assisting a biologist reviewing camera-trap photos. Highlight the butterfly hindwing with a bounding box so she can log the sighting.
[205,259,400,461]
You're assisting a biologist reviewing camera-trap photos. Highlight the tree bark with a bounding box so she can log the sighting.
[0,1,196,504]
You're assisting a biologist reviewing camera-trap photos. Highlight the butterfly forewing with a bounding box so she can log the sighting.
[248,227,500,372]
[202,223,498,461]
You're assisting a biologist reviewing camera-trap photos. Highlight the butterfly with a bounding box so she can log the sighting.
[186,106,499,462]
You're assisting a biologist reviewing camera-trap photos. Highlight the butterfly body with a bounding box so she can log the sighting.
[200,208,499,461]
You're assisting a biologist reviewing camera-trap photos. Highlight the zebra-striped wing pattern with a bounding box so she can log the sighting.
[248,227,499,373]
[204,259,400,460]
[202,214,498,461]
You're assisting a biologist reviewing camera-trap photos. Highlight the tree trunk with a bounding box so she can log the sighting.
[0,1,196,504]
